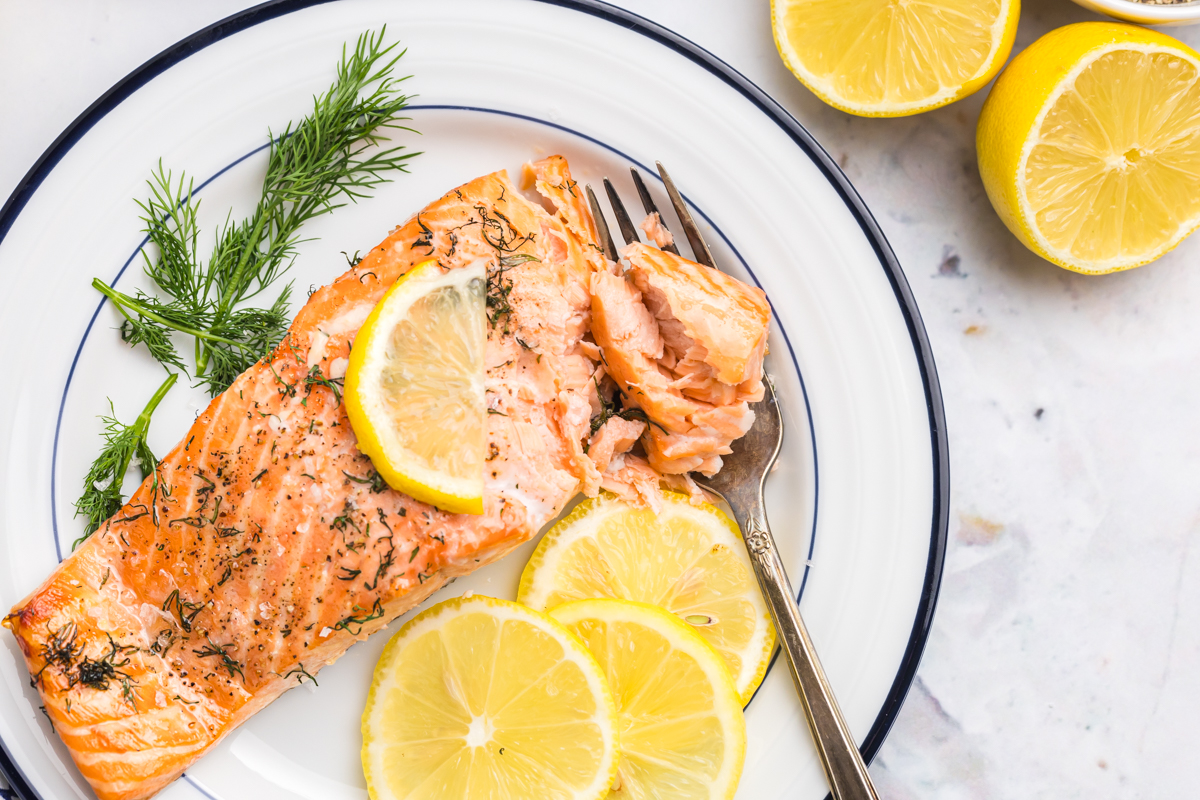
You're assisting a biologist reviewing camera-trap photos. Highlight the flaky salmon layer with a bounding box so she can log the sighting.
[4,158,608,800]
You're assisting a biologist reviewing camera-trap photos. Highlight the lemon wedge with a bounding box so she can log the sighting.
[772,0,1019,117]
[361,595,619,800]
[518,492,775,704]
[549,599,747,800]
[978,22,1200,273]
[345,260,486,514]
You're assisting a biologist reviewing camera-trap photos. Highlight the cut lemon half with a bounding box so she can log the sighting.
[345,259,486,514]
[362,595,619,800]
[550,599,747,800]
[518,492,775,704]
[978,22,1200,273]
[772,0,1019,117]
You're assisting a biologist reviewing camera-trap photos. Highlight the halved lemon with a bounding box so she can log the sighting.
[550,599,747,800]
[345,260,486,514]
[978,22,1200,273]
[361,595,619,800]
[772,0,1019,117]
[518,492,775,703]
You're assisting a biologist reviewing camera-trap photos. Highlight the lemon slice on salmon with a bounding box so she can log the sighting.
[550,599,747,800]
[345,260,486,514]
[361,595,619,800]
[518,492,775,703]
[978,22,1200,273]
[772,0,1019,117]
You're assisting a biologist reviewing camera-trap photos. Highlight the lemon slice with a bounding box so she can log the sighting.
[518,492,775,704]
[549,599,747,800]
[772,0,1019,117]
[978,22,1200,273]
[345,260,486,514]
[362,595,619,800]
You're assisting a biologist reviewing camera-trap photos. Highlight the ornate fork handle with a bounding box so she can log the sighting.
[735,506,879,800]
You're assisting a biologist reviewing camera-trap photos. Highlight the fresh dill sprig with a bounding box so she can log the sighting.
[76,28,419,545]
[93,27,418,396]
[73,373,177,546]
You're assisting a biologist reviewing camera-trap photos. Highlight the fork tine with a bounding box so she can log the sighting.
[657,161,716,269]
[585,184,619,262]
[603,178,641,247]
[630,167,680,255]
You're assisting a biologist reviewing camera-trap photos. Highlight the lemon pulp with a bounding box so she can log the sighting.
[550,599,746,800]
[518,492,775,703]
[362,596,619,800]
[773,0,1018,116]
[978,22,1200,273]
[1025,49,1200,267]
[345,260,486,514]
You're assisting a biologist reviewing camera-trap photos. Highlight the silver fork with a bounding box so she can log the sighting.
[588,164,880,800]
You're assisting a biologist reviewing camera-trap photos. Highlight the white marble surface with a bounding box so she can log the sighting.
[3,1,1199,798]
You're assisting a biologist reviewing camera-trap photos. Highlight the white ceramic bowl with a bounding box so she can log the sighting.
[1071,0,1200,25]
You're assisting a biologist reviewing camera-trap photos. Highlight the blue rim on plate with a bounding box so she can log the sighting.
[0,1,950,798]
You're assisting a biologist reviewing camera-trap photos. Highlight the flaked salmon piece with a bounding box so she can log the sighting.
[589,243,770,476]
[599,453,706,511]
[589,269,692,430]
[625,242,769,399]
[586,416,646,475]
[522,155,601,258]
[4,159,603,800]
[639,212,675,249]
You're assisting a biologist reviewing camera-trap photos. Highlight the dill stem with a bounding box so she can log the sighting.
[115,372,176,490]
[92,279,247,349]
[134,373,178,439]
[196,202,275,377]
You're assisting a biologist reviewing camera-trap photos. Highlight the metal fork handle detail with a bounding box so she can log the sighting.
[737,505,879,800]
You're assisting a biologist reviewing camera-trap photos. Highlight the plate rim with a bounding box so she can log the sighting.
[0,1,950,797]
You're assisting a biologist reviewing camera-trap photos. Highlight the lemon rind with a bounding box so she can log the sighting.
[518,491,776,704]
[1015,40,1200,275]
[770,0,1018,117]
[362,595,620,800]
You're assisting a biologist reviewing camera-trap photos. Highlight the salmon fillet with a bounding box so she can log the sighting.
[3,155,771,800]
[4,157,606,800]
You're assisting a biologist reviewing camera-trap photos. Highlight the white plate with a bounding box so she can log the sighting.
[0,2,948,799]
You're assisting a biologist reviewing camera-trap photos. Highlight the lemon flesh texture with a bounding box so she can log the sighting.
[517,492,775,704]
[362,596,619,800]
[979,23,1200,273]
[345,260,486,514]
[772,0,1018,116]
[550,599,747,800]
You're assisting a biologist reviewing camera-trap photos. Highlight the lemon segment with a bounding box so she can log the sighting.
[549,599,747,800]
[978,22,1200,274]
[772,0,1019,117]
[518,492,775,704]
[362,595,619,800]
[345,260,486,514]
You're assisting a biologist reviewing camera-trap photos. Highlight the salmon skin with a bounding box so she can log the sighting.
[3,155,771,800]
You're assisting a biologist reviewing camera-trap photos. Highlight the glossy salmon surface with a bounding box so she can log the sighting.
[4,156,770,799]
